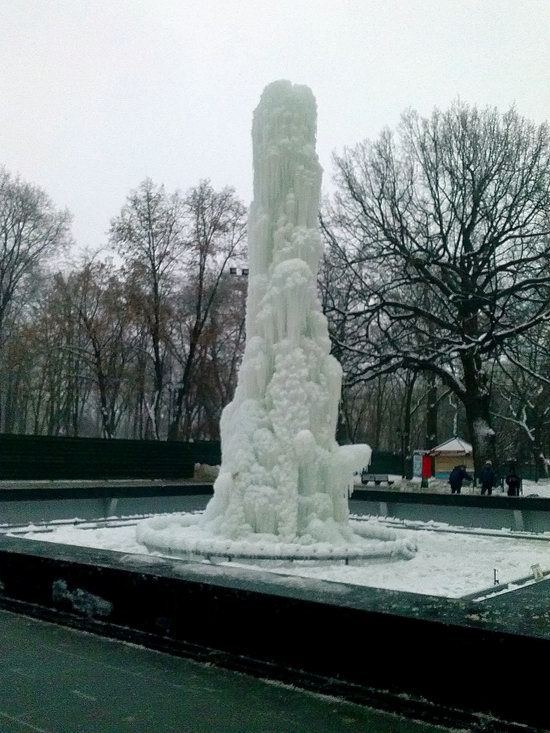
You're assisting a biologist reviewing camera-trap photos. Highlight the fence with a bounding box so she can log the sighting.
[0,434,203,480]
[368,450,403,475]
[0,434,400,481]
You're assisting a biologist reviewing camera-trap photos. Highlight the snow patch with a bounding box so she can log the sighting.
[52,580,112,618]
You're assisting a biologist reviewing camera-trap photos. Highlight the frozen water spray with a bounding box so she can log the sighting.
[138,81,416,561]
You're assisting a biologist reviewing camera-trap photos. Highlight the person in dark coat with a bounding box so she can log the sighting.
[506,467,522,497]
[448,464,472,494]
[479,460,496,496]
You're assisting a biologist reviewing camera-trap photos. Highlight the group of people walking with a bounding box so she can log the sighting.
[448,462,522,496]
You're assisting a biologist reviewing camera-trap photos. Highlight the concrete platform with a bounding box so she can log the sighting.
[3,485,550,729]
[1,609,446,733]
[0,532,549,731]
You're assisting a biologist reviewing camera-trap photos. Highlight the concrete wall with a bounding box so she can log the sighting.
[0,485,212,527]
[350,491,550,533]
[3,484,550,534]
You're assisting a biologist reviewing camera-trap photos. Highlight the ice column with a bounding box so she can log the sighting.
[202,80,370,543]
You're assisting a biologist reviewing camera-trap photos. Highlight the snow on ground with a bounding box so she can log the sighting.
[522,479,550,497]
[12,516,550,599]
[268,527,550,598]
[17,522,147,555]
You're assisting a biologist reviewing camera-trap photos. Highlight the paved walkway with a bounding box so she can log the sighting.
[0,610,447,733]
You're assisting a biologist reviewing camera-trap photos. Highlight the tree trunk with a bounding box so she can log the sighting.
[167,335,199,441]
[336,389,351,444]
[425,374,438,450]
[531,417,548,481]
[372,376,386,450]
[532,445,547,481]
[461,348,496,476]
[402,371,417,476]
[463,392,496,476]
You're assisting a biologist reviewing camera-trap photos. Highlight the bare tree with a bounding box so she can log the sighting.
[493,324,550,477]
[0,169,71,428]
[110,179,182,438]
[167,180,246,440]
[16,274,93,436]
[0,169,70,338]
[68,260,133,438]
[191,273,248,438]
[327,102,550,471]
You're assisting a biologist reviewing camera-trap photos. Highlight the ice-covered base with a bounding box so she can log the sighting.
[136,513,417,562]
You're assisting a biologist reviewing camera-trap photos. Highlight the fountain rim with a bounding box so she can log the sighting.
[137,513,416,562]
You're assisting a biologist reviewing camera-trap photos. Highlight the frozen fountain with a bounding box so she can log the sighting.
[138,80,416,562]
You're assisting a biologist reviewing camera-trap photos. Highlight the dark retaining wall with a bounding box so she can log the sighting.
[4,483,550,531]
[0,535,549,731]
[0,483,213,524]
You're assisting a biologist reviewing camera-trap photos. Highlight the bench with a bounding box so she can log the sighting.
[361,472,395,486]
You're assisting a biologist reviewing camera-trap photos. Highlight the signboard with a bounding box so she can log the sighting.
[413,451,426,477]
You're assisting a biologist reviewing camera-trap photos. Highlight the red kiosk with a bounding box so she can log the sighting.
[421,453,432,481]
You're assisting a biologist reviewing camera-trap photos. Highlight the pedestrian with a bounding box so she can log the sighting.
[479,460,496,496]
[505,466,522,497]
[448,464,472,494]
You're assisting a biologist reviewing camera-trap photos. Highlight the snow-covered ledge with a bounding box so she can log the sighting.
[138,81,416,562]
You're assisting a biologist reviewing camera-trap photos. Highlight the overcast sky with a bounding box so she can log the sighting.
[1,0,549,251]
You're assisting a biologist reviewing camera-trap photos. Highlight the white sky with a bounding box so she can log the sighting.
[1,0,549,251]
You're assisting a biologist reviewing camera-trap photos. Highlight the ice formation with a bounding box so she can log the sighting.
[138,80,416,561]
[202,80,369,544]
